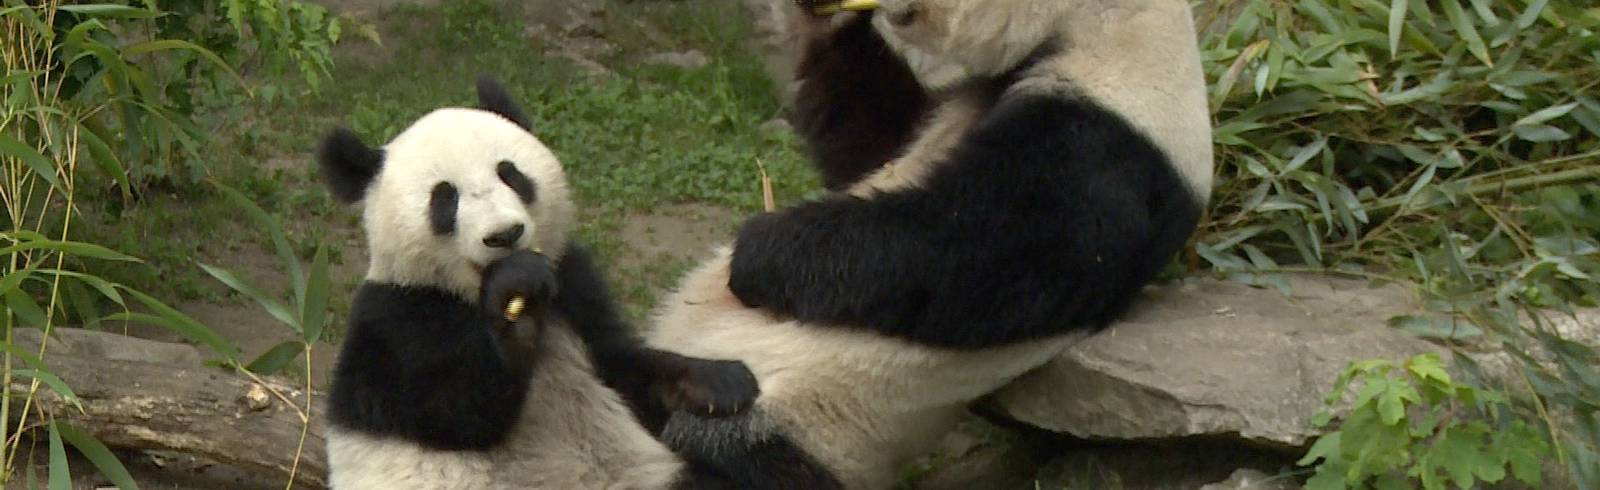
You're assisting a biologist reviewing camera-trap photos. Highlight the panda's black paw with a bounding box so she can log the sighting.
[480,249,559,321]
[653,351,760,418]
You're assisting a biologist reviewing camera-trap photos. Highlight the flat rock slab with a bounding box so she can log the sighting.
[986,274,1446,449]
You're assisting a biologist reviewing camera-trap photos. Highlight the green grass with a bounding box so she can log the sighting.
[69,0,814,331]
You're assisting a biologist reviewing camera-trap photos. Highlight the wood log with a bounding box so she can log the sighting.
[8,328,327,489]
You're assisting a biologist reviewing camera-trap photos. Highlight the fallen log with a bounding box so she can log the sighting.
[8,328,327,489]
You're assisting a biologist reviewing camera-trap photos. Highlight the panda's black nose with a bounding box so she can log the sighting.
[483,224,525,249]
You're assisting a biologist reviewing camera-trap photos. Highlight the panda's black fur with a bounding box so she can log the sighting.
[320,76,759,489]
[645,1,1216,487]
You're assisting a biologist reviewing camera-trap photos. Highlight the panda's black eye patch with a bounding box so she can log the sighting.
[496,160,537,204]
[429,182,459,235]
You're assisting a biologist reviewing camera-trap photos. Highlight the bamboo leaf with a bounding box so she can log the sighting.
[246,341,304,375]
[1441,0,1494,67]
[210,181,304,309]
[199,263,300,332]
[47,419,71,490]
[0,267,31,297]
[301,245,331,343]
[1515,0,1549,29]
[114,288,239,360]
[56,423,140,490]
[19,370,84,411]
[1513,102,1578,127]
[57,4,162,19]
[121,39,248,92]
[4,288,49,328]
[1388,0,1408,57]
[75,121,131,201]
[0,133,61,191]
[0,238,140,262]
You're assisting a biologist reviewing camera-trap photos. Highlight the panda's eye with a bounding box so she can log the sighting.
[497,160,537,204]
[429,182,458,235]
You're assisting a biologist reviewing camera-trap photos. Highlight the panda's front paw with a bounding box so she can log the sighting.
[480,249,559,321]
[653,351,760,418]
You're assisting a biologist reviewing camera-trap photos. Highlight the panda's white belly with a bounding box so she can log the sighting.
[645,248,1084,489]
[327,323,683,490]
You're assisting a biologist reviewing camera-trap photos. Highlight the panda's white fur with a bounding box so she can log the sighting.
[646,1,1213,488]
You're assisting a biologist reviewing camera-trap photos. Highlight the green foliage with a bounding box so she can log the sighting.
[34,0,349,187]
[1197,1,1599,486]
[1195,0,1600,303]
[200,180,334,376]
[1299,353,1549,489]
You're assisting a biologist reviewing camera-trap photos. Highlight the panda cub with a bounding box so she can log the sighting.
[646,0,1214,488]
[319,76,758,489]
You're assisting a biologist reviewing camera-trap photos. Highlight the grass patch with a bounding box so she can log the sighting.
[70,0,813,327]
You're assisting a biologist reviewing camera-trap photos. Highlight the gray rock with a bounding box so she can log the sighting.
[1200,468,1300,490]
[644,50,710,69]
[758,118,793,136]
[987,274,1446,449]
[12,327,205,366]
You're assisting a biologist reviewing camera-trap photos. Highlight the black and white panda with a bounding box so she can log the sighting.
[645,0,1215,488]
[317,76,760,489]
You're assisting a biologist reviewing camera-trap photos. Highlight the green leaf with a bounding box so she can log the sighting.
[246,341,305,375]
[1298,432,1342,466]
[1441,0,1493,67]
[1376,380,1416,425]
[0,340,50,372]
[5,288,49,328]
[0,266,31,297]
[0,238,139,262]
[210,181,304,312]
[16,370,83,411]
[1388,0,1409,56]
[115,288,239,361]
[75,121,131,201]
[56,423,140,490]
[301,245,331,343]
[1284,137,1327,174]
[0,132,61,191]
[1434,424,1489,488]
[1405,353,1452,384]
[1515,0,1549,29]
[57,4,162,19]
[1511,124,1570,142]
[198,263,300,332]
[121,39,248,91]
[1513,102,1578,126]
[46,419,70,490]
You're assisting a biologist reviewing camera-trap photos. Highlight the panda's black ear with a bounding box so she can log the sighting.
[475,75,533,132]
[317,127,384,204]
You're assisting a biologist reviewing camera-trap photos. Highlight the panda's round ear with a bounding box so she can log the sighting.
[475,75,533,132]
[317,127,384,204]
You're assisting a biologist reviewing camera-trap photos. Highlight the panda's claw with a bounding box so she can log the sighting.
[480,249,559,322]
[657,355,761,419]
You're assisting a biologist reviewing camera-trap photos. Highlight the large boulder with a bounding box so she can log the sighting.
[984,274,1447,449]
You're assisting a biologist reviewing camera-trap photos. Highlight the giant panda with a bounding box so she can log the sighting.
[318,76,761,489]
[644,0,1215,488]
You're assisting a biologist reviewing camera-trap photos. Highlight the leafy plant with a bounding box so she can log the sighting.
[1299,353,1550,489]
[1192,0,1599,486]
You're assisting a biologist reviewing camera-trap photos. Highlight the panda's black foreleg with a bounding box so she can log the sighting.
[550,243,760,433]
[789,10,930,190]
